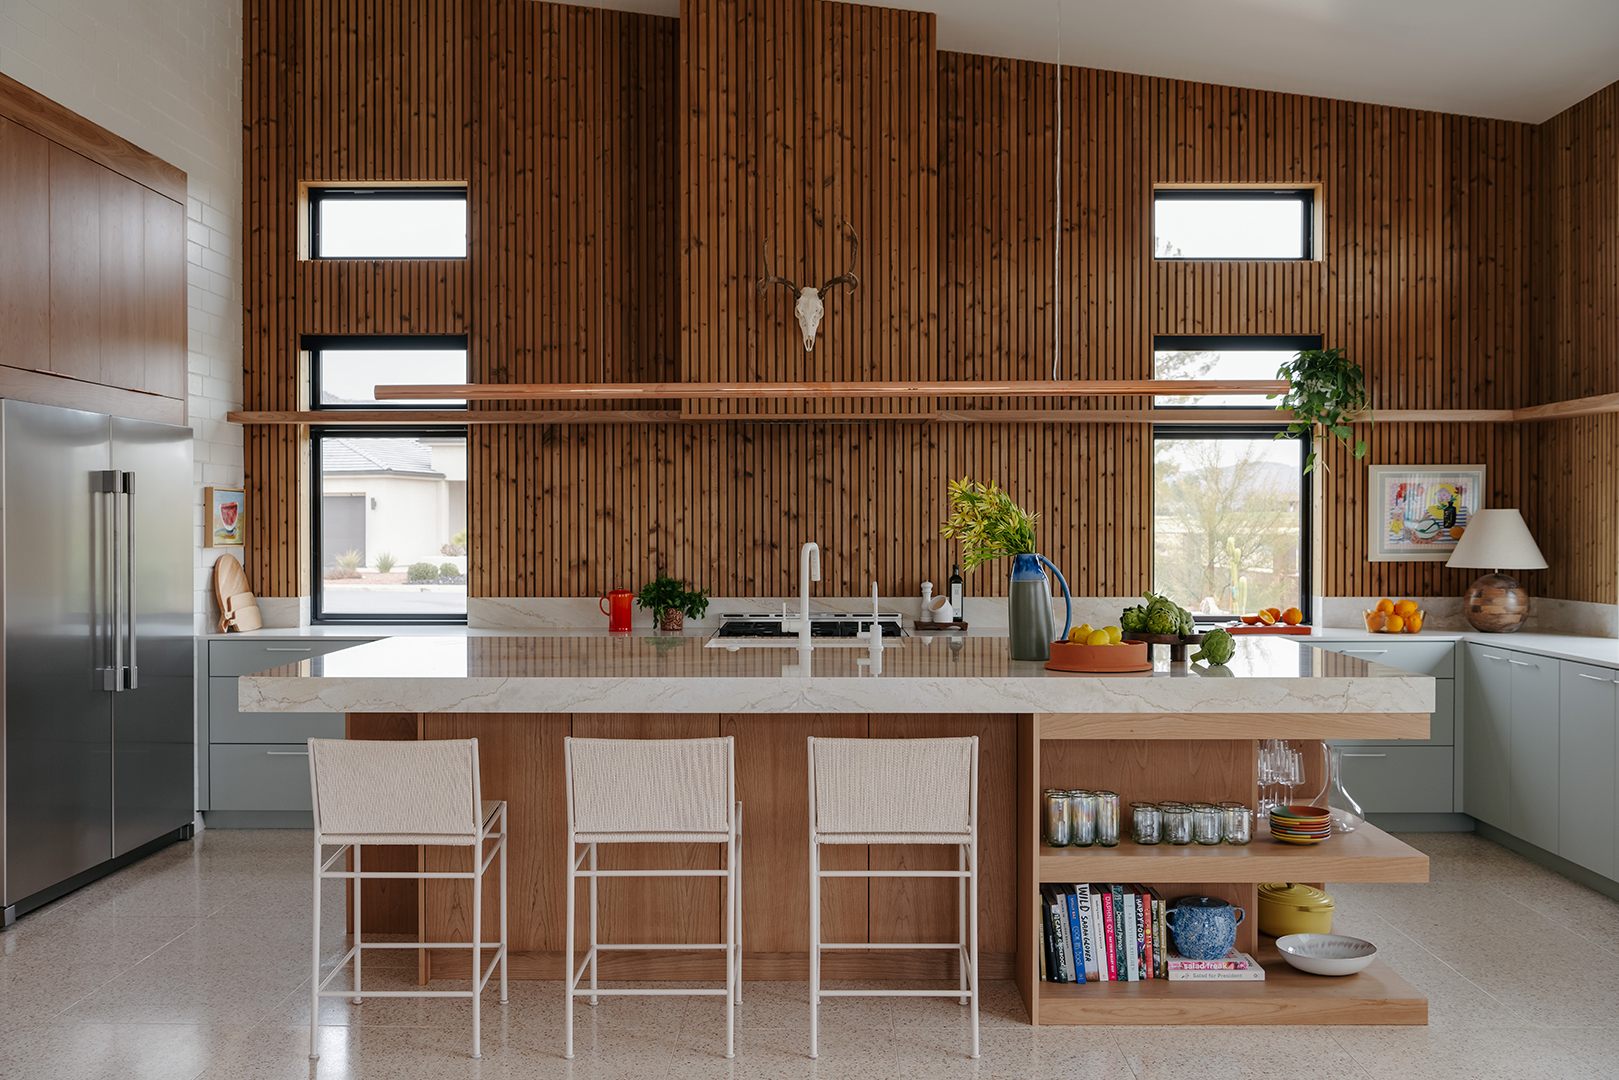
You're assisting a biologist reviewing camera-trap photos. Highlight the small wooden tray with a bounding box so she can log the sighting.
[913,620,969,631]
[1045,639,1152,673]
[1121,630,1206,662]
[1228,624,1312,635]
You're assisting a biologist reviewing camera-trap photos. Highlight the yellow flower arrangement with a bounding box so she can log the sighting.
[939,478,1038,572]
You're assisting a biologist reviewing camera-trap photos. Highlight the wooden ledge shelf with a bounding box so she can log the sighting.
[371,378,1290,401]
[1038,822,1429,883]
[1034,940,1427,1025]
[1035,712,1431,741]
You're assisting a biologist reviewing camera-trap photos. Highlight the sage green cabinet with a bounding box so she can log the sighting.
[1464,644,1514,829]
[1558,661,1618,881]
[1506,652,1560,852]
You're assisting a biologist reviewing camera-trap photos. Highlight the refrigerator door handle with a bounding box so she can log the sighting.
[94,471,124,692]
[124,471,137,690]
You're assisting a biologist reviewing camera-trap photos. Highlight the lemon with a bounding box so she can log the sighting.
[1103,625,1122,644]
[1085,629,1111,646]
[1070,623,1092,643]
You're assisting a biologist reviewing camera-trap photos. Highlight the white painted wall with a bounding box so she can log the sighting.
[0,0,244,635]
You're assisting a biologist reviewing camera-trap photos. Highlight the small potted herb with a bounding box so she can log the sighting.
[1270,347,1370,474]
[636,572,711,632]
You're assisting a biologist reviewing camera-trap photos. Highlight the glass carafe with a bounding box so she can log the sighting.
[1326,743,1363,833]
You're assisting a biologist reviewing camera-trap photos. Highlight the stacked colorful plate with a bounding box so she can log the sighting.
[1269,804,1332,845]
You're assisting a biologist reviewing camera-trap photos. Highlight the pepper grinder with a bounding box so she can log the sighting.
[920,581,933,621]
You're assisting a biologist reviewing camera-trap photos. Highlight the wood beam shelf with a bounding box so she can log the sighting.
[371,378,1290,401]
[1038,822,1429,883]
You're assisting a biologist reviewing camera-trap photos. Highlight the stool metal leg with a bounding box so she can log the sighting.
[588,842,599,1006]
[352,845,363,1005]
[499,816,509,1005]
[968,840,979,1059]
[734,802,743,1006]
[725,828,736,1059]
[808,837,820,1059]
[564,841,575,1060]
[958,844,968,1006]
[472,841,483,1059]
[310,840,322,1061]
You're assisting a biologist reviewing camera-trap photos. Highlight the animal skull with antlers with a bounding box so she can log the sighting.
[758,222,860,352]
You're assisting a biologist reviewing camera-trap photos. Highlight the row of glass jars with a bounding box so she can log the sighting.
[1043,790,1254,847]
[1041,789,1121,847]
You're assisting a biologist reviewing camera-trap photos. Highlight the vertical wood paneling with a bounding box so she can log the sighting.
[244,0,1609,605]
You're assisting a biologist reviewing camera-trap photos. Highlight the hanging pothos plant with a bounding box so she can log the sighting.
[1269,347,1371,474]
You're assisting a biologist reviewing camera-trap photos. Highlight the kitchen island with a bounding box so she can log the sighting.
[242,634,1434,1025]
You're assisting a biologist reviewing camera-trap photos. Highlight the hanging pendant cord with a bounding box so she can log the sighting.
[1051,0,1063,381]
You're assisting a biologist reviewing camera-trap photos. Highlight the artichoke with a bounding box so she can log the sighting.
[1191,627,1236,666]
[1143,591,1190,636]
[1119,605,1148,633]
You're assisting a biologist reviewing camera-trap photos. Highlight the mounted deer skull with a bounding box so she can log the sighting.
[758,222,860,352]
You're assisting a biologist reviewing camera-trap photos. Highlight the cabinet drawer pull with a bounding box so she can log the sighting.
[1484,654,1508,661]
[1575,672,1612,682]
[1341,753,1387,758]
[265,647,314,652]
[265,750,310,756]
[1507,659,1536,667]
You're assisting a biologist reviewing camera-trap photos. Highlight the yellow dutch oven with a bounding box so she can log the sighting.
[1258,882,1335,937]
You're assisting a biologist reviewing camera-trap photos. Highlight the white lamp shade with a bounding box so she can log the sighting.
[1445,509,1548,570]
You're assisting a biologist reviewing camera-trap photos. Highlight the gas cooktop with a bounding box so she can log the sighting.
[714,612,906,638]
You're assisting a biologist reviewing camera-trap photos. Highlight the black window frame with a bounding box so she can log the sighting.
[308,336,469,624]
[1153,423,1313,626]
[307,185,470,260]
[1152,188,1316,262]
[306,334,470,412]
[1152,334,1323,412]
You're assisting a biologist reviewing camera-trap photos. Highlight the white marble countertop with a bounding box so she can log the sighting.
[238,633,1434,716]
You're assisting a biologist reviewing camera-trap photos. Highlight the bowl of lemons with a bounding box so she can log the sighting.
[1045,623,1153,672]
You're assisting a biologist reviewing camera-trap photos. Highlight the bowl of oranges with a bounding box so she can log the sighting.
[1364,598,1425,634]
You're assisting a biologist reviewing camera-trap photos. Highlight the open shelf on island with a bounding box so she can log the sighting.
[1034,939,1427,1025]
[1038,821,1429,883]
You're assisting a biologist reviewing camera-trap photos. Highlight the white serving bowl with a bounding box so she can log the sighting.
[1274,933,1378,976]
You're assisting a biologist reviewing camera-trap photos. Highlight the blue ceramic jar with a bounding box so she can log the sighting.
[1165,896,1247,960]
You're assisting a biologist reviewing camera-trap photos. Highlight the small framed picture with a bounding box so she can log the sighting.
[205,486,246,548]
[1367,465,1486,562]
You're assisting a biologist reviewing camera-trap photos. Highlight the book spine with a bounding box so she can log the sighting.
[1100,889,1117,981]
[1039,888,1062,981]
[1122,891,1139,981]
[1156,897,1168,979]
[1088,886,1109,981]
[1039,917,1048,982]
[1167,959,1251,970]
[1110,885,1126,982]
[1139,891,1152,980]
[1062,887,1086,984]
[1047,888,1074,982]
[1166,966,1267,981]
[1073,885,1095,981]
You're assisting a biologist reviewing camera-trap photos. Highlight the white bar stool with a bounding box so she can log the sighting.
[807,735,979,1059]
[307,738,508,1060]
[564,736,742,1059]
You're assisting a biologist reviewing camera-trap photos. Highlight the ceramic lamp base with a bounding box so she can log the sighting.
[1463,572,1529,632]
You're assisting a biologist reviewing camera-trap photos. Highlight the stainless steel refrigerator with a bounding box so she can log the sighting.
[1,399,195,923]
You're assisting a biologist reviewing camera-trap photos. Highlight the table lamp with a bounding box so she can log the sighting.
[1445,509,1548,632]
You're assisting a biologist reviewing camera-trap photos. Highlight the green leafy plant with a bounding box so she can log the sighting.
[335,549,362,577]
[440,562,461,579]
[374,551,396,574]
[636,572,711,623]
[407,561,439,582]
[938,478,1038,571]
[1269,347,1370,474]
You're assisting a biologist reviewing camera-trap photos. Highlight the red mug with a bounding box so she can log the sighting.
[601,589,634,632]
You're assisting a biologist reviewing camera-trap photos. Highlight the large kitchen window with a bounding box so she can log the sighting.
[1153,334,1313,623]
[309,337,468,623]
[1153,188,1315,260]
[307,185,469,259]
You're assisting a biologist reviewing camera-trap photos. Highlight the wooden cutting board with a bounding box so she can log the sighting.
[213,555,262,633]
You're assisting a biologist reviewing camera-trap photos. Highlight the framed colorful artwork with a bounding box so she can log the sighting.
[1367,465,1486,561]
[205,486,246,547]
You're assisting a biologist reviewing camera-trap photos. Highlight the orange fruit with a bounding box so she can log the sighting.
[1281,607,1303,625]
[1408,612,1424,633]
[1375,598,1395,614]
[1265,607,1282,620]
[1450,526,1465,540]
[1394,599,1418,617]
[1385,614,1405,633]
[1240,614,1261,625]
[1257,610,1277,625]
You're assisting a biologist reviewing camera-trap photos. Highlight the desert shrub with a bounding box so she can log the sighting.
[440,562,461,579]
[407,561,439,582]
[374,551,396,573]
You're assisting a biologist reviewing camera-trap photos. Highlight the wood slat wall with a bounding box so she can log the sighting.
[1527,81,1619,605]
[243,0,1602,604]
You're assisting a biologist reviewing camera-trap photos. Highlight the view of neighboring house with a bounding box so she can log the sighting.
[320,436,467,572]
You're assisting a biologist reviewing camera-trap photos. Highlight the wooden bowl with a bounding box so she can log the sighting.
[1045,639,1152,673]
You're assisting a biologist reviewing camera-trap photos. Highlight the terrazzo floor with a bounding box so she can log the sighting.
[1,830,1616,1079]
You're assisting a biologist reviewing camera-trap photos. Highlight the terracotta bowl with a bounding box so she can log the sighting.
[1045,639,1151,673]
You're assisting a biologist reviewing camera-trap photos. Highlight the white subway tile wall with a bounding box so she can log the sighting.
[0,0,244,634]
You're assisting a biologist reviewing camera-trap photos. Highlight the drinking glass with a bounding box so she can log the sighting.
[1069,790,1098,847]
[1191,801,1222,845]
[1130,801,1162,845]
[1163,805,1194,845]
[1095,790,1120,847]
[1042,789,1071,847]
[1220,801,1253,845]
